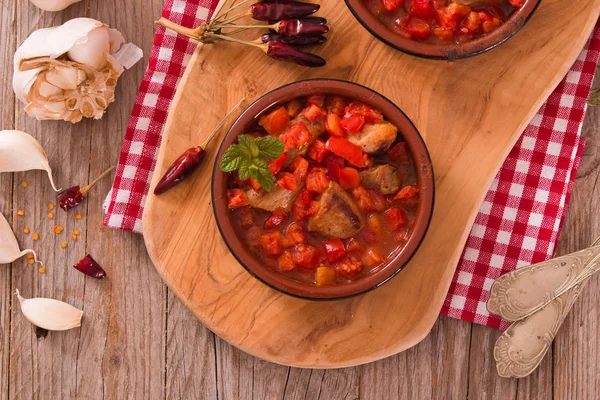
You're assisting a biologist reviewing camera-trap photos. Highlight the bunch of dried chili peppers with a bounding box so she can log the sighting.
[156,0,329,68]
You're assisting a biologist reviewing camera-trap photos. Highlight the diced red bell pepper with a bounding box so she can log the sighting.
[303,103,326,123]
[368,188,388,212]
[396,15,431,40]
[279,121,311,151]
[306,94,325,108]
[345,102,384,124]
[306,168,330,194]
[326,137,365,167]
[307,139,327,163]
[259,107,290,135]
[268,152,288,175]
[352,186,377,213]
[388,142,412,164]
[411,0,436,19]
[363,214,383,244]
[437,3,470,30]
[508,0,524,6]
[381,0,404,12]
[285,222,305,244]
[326,160,342,182]
[384,207,408,231]
[248,177,262,191]
[227,189,249,208]
[292,187,313,221]
[235,206,254,228]
[291,156,309,181]
[265,207,288,229]
[277,251,297,271]
[326,96,346,117]
[325,113,346,137]
[277,172,298,191]
[260,231,282,255]
[395,185,420,208]
[339,167,360,189]
[346,237,363,253]
[362,248,384,268]
[286,99,303,119]
[292,243,321,269]
[340,113,365,134]
[335,255,363,278]
[323,238,346,263]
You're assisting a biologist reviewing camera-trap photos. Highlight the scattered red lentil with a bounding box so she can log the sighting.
[32,232,39,241]
[27,258,34,265]
[38,267,45,274]
[75,213,82,220]
[47,212,54,219]
[52,225,64,234]
[17,210,24,216]
[48,202,55,210]
[21,180,28,188]
[23,227,30,234]
[60,242,68,249]
[71,234,77,241]
[74,229,81,236]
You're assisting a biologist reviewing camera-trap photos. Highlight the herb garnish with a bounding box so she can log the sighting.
[219,134,284,192]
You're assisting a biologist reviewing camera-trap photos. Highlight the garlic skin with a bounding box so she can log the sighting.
[0,212,41,265]
[0,130,60,191]
[29,0,82,12]
[13,18,143,123]
[15,289,83,331]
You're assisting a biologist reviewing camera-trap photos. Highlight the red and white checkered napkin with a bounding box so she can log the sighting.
[104,0,599,328]
[441,23,600,329]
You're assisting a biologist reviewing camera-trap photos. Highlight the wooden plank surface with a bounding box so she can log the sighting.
[0,0,598,398]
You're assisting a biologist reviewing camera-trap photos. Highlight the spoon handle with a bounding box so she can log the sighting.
[487,240,600,321]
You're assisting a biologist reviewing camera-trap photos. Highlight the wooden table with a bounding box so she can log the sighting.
[0,2,598,399]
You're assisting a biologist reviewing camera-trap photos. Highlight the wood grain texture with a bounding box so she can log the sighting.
[0,0,599,398]
[143,0,600,367]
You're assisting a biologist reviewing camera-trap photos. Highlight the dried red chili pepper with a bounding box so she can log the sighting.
[266,41,326,67]
[154,98,245,195]
[73,254,106,279]
[276,17,329,37]
[251,0,320,21]
[58,166,115,211]
[259,32,326,46]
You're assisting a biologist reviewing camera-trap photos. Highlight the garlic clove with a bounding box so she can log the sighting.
[0,130,61,191]
[44,65,81,90]
[67,27,111,70]
[29,0,82,12]
[36,80,64,98]
[15,289,82,331]
[0,212,42,265]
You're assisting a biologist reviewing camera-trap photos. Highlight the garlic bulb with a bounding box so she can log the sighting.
[29,0,82,12]
[13,18,143,123]
[0,212,41,265]
[15,289,83,331]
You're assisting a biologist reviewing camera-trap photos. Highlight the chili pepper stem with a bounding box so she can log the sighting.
[213,0,253,22]
[156,17,204,40]
[204,32,267,50]
[81,166,115,196]
[212,10,251,26]
[214,23,276,30]
[200,98,246,148]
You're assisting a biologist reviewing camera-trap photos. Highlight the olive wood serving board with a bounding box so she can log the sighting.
[143,0,600,368]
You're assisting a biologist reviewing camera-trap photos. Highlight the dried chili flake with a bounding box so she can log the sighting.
[73,254,106,279]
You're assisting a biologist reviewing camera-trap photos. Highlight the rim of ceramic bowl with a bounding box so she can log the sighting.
[343,0,541,60]
[212,79,435,300]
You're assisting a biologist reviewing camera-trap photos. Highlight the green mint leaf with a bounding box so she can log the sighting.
[219,144,248,172]
[255,136,284,160]
[237,135,253,151]
[238,164,251,181]
[248,158,275,192]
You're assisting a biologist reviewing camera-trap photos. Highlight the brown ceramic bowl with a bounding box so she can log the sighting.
[212,79,434,300]
[344,0,540,60]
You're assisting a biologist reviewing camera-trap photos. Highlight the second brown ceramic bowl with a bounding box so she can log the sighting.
[344,0,541,60]
[212,79,434,300]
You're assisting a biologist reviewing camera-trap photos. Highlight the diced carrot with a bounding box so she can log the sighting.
[278,251,297,271]
[381,0,404,12]
[306,168,330,194]
[346,238,363,253]
[291,156,310,181]
[292,244,321,269]
[227,189,249,208]
[277,172,298,191]
[260,231,282,255]
[248,177,262,191]
[303,103,326,123]
[383,207,408,231]
[362,248,384,268]
[325,113,346,137]
[268,153,288,175]
[339,167,360,189]
[335,255,363,278]
[308,139,328,163]
[285,222,305,244]
[306,94,325,108]
[279,121,311,151]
